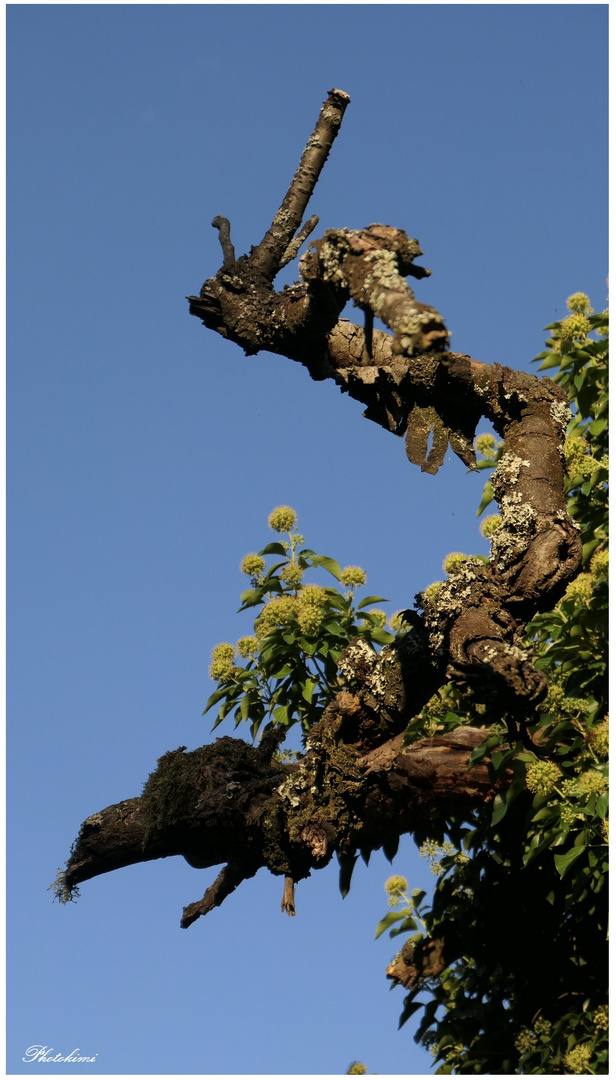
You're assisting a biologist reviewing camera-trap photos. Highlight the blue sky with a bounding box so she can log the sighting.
[7,4,607,1076]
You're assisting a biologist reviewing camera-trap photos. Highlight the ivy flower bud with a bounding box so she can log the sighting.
[563,573,593,603]
[594,1005,609,1031]
[236,635,259,659]
[577,769,608,798]
[590,548,609,581]
[514,1029,537,1054]
[240,553,266,577]
[347,1064,367,1075]
[299,584,328,607]
[255,596,298,638]
[525,759,561,795]
[385,875,408,900]
[389,610,409,631]
[589,718,609,759]
[340,565,367,587]
[480,514,502,539]
[442,552,469,575]
[280,561,304,588]
[560,312,591,343]
[208,642,236,683]
[366,609,387,627]
[297,605,325,636]
[566,292,593,315]
[563,1044,593,1074]
[475,432,497,458]
[268,506,297,532]
[422,582,443,605]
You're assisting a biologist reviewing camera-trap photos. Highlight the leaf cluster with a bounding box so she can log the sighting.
[204,527,396,745]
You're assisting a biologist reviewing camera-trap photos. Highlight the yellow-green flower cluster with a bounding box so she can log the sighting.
[525,759,561,796]
[268,505,297,532]
[563,434,593,479]
[514,1028,537,1055]
[533,1017,552,1037]
[563,1043,593,1074]
[541,682,590,719]
[297,583,328,636]
[236,635,258,659]
[590,547,609,580]
[443,552,469,575]
[560,312,591,343]
[384,875,408,905]
[366,608,387,627]
[444,1044,466,1065]
[480,514,502,539]
[340,565,367,588]
[594,1005,609,1031]
[209,642,236,683]
[389,610,410,632]
[422,582,444,605]
[280,561,304,588]
[475,432,498,459]
[255,595,298,638]
[240,553,265,578]
[419,839,455,875]
[563,573,594,604]
[347,1063,367,1075]
[577,769,608,798]
[560,804,580,830]
[567,292,594,315]
[589,718,609,759]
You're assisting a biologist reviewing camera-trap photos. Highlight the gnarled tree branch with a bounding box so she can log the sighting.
[60,88,582,927]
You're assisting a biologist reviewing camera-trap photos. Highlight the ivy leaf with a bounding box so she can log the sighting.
[554,843,587,878]
[309,554,343,580]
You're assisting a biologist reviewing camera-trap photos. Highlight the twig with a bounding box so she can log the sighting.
[250,88,350,280]
[279,214,320,269]
[211,215,236,268]
[180,860,257,928]
[281,875,296,916]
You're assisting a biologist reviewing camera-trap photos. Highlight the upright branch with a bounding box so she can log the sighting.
[249,88,350,279]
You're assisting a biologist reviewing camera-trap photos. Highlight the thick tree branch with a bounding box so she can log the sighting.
[60,725,498,924]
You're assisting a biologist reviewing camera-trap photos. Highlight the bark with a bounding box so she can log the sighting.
[60,89,581,926]
[61,723,498,925]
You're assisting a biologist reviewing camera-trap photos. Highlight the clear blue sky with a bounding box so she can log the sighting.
[7,4,607,1076]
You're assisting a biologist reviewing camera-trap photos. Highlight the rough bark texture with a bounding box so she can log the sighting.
[61,89,582,927]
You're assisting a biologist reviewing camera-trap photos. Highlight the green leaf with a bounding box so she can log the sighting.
[273,704,290,726]
[538,353,562,370]
[301,678,318,703]
[490,793,508,826]
[554,842,587,877]
[309,554,343,580]
[476,480,494,516]
[374,910,406,938]
[357,595,388,609]
[258,542,288,556]
[398,998,423,1029]
[203,685,230,714]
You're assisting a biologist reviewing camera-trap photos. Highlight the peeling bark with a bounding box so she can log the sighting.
[60,89,582,926]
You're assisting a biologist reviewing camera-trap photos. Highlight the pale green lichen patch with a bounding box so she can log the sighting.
[549,398,572,437]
